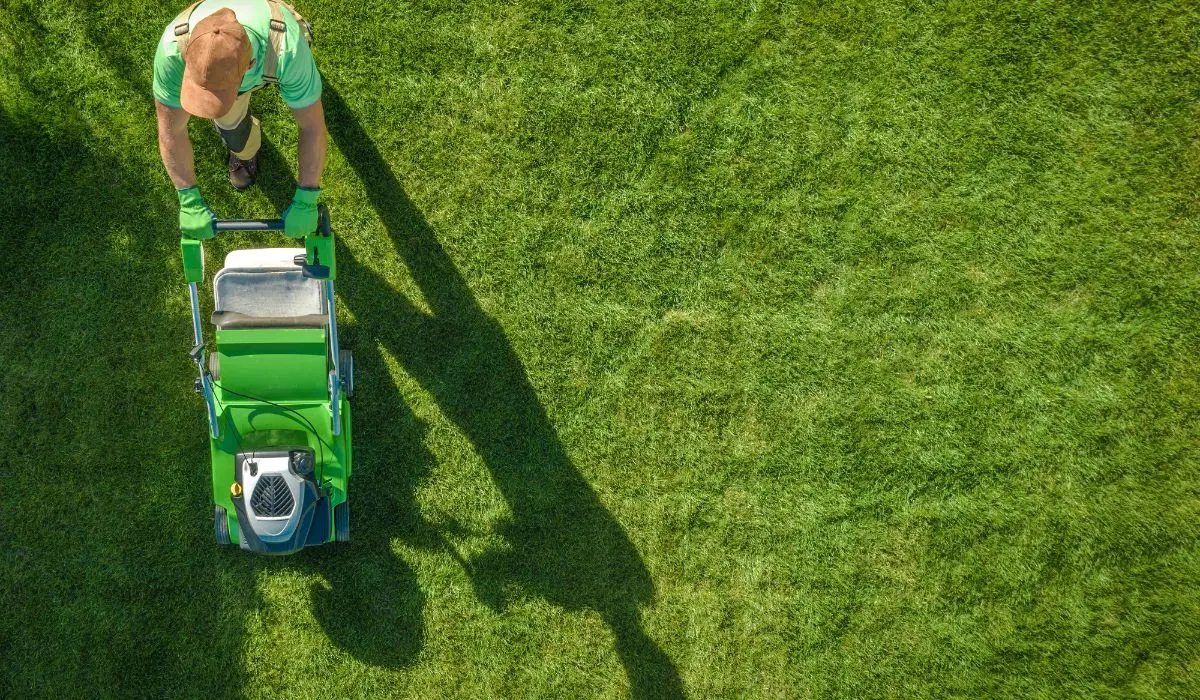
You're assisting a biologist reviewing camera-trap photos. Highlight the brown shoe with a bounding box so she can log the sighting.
[228,152,259,191]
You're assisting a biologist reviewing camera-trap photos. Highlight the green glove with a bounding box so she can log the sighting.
[283,187,321,239]
[177,186,215,240]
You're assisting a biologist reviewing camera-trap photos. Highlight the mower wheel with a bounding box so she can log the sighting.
[339,349,354,398]
[207,352,220,380]
[335,501,350,542]
[214,505,231,545]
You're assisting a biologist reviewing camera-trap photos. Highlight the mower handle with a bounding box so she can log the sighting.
[181,204,334,284]
[213,204,331,235]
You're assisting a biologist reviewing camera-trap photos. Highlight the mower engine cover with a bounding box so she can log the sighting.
[232,449,332,554]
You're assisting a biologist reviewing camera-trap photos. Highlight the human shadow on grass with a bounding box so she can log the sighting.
[297,84,683,698]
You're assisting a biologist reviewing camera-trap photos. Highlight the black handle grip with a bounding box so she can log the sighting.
[213,219,285,232]
[212,205,331,235]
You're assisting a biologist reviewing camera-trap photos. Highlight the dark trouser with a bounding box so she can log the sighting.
[213,91,261,159]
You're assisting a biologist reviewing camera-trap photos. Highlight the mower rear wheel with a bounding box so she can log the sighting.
[339,349,354,398]
[335,501,350,542]
[214,506,231,545]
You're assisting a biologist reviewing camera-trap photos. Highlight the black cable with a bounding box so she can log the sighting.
[208,375,252,478]
[210,380,332,491]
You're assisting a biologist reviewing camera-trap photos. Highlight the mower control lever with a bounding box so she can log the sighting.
[294,253,331,280]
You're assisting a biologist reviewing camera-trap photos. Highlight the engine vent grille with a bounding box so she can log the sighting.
[250,475,295,518]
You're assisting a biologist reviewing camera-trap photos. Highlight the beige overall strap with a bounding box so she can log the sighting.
[172,0,206,56]
[261,0,288,84]
[275,0,313,43]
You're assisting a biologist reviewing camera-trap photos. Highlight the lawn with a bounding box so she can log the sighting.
[2,0,1198,697]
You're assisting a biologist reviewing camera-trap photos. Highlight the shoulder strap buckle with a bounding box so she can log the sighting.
[262,0,313,83]
[172,0,205,55]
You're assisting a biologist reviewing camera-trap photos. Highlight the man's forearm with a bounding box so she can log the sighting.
[159,130,197,189]
[297,124,327,189]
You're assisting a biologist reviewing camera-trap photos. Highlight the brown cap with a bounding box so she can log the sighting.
[180,9,251,119]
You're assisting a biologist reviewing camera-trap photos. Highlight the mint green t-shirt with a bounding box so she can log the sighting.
[152,0,321,110]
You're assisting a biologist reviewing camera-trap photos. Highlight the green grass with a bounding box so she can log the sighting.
[2,0,1199,696]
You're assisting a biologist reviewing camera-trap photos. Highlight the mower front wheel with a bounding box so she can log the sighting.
[214,506,231,545]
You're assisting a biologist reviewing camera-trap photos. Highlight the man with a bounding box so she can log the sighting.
[153,0,326,240]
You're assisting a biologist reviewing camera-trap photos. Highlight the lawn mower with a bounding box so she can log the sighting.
[180,204,351,554]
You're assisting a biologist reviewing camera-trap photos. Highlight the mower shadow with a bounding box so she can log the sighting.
[279,361,431,668]
[311,84,685,698]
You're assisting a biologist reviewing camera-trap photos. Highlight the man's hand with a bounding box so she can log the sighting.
[287,101,326,239]
[283,187,321,238]
[177,187,216,239]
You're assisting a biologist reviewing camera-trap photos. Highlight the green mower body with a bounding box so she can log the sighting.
[183,205,351,555]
